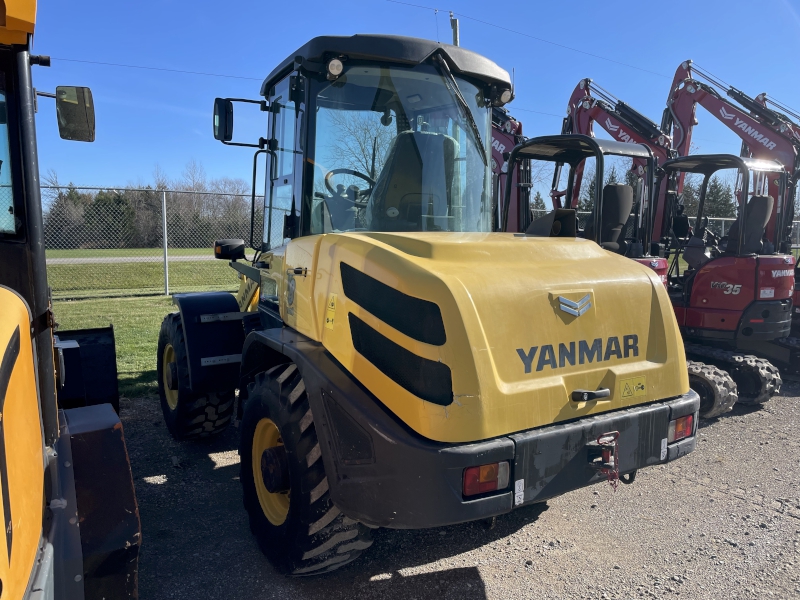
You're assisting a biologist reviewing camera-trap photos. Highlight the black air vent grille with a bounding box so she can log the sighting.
[348,313,452,406]
[340,262,446,346]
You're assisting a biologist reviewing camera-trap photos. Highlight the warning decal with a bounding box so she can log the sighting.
[620,375,646,399]
[324,293,337,330]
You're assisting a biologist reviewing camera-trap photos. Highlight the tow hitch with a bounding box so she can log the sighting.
[587,431,637,490]
[587,431,620,490]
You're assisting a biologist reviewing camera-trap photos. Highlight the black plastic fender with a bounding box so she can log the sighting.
[172,292,245,394]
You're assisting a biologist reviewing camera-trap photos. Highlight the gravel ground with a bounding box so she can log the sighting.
[123,384,800,600]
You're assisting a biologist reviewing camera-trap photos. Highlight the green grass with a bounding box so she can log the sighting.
[46,247,213,258]
[48,260,236,299]
[53,295,177,398]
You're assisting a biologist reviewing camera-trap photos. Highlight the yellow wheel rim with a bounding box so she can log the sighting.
[162,343,179,411]
[252,418,290,526]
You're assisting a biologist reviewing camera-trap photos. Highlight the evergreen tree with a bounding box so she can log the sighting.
[577,176,595,213]
[680,178,700,217]
[605,164,619,186]
[624,168,639,188]
[702,176,736,218]
[531,190,546,211]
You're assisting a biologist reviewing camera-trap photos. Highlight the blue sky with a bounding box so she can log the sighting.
[32,0,800,188]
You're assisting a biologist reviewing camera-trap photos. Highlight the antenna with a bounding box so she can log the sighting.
[450,12,459,46]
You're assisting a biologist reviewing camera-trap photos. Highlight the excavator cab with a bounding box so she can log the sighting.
[656,154,793,402]
[659,154,789,276]
[502,134,657,261]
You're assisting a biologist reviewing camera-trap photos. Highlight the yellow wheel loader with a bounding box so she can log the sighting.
[0,2,140,598]
[156,35,699,576]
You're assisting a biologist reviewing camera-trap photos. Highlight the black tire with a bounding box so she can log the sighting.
[240,363,373,576]
[687,360,738,419]
[156,313,235,440]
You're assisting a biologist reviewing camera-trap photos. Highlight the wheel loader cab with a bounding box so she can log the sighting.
[164,35,699,577]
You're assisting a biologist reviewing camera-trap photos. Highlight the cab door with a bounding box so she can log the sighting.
[264,73,315,333]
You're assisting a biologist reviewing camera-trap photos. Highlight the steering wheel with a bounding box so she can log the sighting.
[324,168,375,201]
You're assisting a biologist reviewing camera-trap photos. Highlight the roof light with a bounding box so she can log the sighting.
[491,86,514,107]
[327,58,344,80]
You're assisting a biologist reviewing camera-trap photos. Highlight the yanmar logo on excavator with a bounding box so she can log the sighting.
[516,335,639,373]
[718,107,778,150]
[605,118,635,144]
[771,269,793,278]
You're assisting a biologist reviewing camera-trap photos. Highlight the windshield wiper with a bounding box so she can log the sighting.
[433,54,487,166]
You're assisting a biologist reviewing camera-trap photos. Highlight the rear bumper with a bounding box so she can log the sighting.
[736,299,791,341]
[250,329,699,530]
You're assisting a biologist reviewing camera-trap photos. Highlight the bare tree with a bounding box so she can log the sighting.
[325,111,394,181]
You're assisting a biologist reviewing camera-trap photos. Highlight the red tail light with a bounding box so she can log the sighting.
[463,462,510,497]
[668,414,694,443]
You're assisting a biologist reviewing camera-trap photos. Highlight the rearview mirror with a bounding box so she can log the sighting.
[56,86,95,142]
[213,98,233,142]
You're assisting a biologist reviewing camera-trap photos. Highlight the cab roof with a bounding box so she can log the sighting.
[260,34,511,96]
[662,154,785,174]
[511,134,654,165]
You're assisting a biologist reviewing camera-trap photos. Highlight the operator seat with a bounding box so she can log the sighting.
[583,183,634,254]
[366,131,458,232]
[724,195,774,255]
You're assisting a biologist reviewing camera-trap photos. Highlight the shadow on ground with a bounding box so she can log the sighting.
[122,397,547,600]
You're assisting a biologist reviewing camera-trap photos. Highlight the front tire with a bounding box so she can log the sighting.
[156,313,235,440]
[240,363,373,576]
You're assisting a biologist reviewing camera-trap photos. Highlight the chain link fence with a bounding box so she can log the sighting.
[46,194,800,299]
[43,185,287,299]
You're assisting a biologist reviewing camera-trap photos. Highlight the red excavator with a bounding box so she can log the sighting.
[564,77,790,406]
[491,107,529,233]
[661,61,800,373]
[662,60,798,250]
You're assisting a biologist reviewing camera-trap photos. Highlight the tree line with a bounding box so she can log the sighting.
[42,161,263,250]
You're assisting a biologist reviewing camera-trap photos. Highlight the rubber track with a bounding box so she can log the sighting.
[686,360,738,419]
[684,343,781,405]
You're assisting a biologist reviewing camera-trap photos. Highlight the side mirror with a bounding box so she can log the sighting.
[213,98,233,142]
[214,238,245,260]
[56,86,95,142]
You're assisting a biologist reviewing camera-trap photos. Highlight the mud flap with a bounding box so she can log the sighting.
[63,405,141,599]
[56,326,119,412]
[172,292,245,394]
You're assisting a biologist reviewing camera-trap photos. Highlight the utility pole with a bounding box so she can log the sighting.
[450,12,459,46]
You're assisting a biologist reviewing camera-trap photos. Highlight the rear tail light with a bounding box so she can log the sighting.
[463,461,510,497]
[668,414,694,444]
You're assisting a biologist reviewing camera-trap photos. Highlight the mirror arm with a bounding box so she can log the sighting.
[222,139,264,149]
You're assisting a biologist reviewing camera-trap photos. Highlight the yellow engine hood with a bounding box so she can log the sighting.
[285,231,688,443]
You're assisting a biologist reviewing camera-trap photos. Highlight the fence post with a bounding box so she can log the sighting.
[162,190,169,295]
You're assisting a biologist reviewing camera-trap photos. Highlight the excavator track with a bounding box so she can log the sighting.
[686,360,738,419]
[684,344,781,405]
